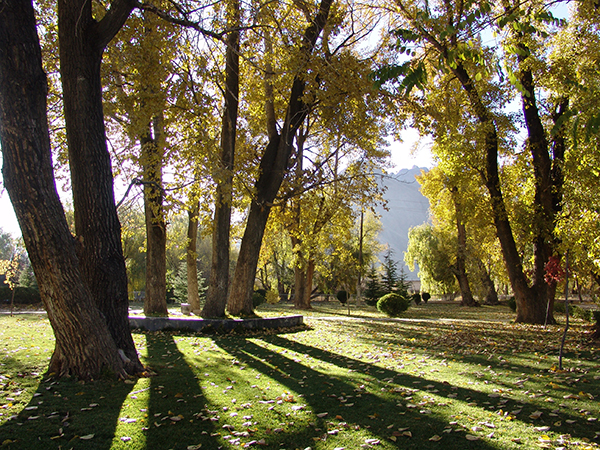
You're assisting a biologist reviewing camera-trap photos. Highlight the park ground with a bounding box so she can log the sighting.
[0,300,598,450]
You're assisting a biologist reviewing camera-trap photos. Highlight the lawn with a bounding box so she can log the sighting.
[0,300,598,450]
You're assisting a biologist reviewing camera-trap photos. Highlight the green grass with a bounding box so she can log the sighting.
[0,302,599,449]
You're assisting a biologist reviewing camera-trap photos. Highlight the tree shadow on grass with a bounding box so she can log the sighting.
[0,366,135,449]
[266,332,600,447]
[143,332,220,450]
[213,334,502,450]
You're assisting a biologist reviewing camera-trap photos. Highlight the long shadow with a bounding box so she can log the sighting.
[214,334,501,450]
[143,332,219,450]
[263,333,600,445]
[0,365,135,449]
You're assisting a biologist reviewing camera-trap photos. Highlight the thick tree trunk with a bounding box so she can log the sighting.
[203,0,240,318]
[227,0,333,316]
[517,59,555,324]
[187,200,201,313]
[293,264,308,309]
[141,115,167,316]
[0,0,135,379]
[291,235,312,309]
[58,0,142,364]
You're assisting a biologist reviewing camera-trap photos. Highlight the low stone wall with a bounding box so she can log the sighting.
[129,315,303,333]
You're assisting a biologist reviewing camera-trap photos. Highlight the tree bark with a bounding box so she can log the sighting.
[141,114,167,316]
[0,0,136,379]
[450,187,478,307]
[516,54,555,324]
[226,0,334,315]
[187,200,201,312]
[203,0,240,318]
[477,259,499,305]
[451,62,539,321]
[58,0,142,365]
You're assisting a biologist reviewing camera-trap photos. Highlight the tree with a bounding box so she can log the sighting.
[203,0,240,318]
[103,9,177,316]
[0,0,140,378]
[376,0,568,323]
[405,224,457,296]
[58,0,142,367]
[226,0,335,316]
[364,264,384,305]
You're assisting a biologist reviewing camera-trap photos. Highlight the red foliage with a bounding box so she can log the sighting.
[544,255,565,285]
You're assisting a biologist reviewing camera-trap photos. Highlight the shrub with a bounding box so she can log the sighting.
[421,292,431,303]
[0,285,41,305]
[266,290,280,304]
[507,296,516,312]
[411,293,421,305]
[336,290,349,304]
[554,301,566,313]
[252,291,266,308]
[377,293,410,317]
[571,304,593,322]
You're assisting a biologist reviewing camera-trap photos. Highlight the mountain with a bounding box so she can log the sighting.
[374,166,430,279]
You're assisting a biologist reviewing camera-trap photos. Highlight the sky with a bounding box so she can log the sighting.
[0,132,433,238]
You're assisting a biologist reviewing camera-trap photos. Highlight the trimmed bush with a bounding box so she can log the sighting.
[421,292,431,303]
[377,293,410,317]
[252,291,266,308]
[411,293,421,305]
[336,290,349,304]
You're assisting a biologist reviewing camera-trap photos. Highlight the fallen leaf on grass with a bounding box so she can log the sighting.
[529,411,543,419]
[121,437,132,442]
[80,434,95,440]
[187,445,202,450]
[465,435,479,441]
[365,438,380,445]
[429,435,442,441]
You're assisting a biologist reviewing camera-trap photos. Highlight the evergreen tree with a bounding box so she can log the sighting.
[364,264,383,306]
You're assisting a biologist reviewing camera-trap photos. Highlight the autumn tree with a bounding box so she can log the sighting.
[203,0,241,318]
[225,0,335,316]
[376,0,570,323]
[0,0,141,378]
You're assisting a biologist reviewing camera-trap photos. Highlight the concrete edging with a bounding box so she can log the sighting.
[129,315,304,332]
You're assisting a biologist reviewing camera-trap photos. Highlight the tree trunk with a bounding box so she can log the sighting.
[517,55,555,324]
[58,0,142,365]
[450,187,478,307]
[203,0,240,318]
[187,200,201,313]
[142,115,168,316]
[451,62,542,322]
[226,0,334,315]
[0,0,136,379]
[227,199,273,315]
[477,260,499,305]
[303,259,315,309]
[293,264,308,309]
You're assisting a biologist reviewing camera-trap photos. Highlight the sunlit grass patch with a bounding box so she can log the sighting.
[0,303,598,449]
